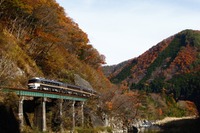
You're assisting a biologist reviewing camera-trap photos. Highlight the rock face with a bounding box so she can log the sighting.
[104,118,159,133]
[74,74,93,90]
[99,117,158,133]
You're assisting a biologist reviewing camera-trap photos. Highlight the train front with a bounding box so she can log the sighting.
[28,77,41,90]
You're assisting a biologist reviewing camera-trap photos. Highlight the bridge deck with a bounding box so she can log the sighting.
[1,87,87,101]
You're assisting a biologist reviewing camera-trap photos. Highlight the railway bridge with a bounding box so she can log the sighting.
[1,87,92,132]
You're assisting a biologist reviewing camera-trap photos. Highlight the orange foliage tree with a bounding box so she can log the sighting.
[99,85,142,128]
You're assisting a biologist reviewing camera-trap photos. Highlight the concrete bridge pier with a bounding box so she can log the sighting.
[72,101,76,132]
[34,97,47,132]
[42,97,47,132]
[76,101,85,127]
[81,101,84,127]
[71,101,85,132]
[59,99,63,133]
[18,96,24,131]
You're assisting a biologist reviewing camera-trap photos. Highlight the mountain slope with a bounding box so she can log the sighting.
[0,0,111,90]
[104,29,200,100]
[0,1,116,132]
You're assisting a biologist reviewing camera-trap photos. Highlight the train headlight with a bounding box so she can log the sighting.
[34,83,40,89]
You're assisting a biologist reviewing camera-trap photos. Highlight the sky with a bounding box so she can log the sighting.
[56,0,200,65]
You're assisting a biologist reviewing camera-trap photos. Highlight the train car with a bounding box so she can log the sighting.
[28,77,96,97]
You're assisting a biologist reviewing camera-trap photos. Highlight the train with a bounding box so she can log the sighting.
[28,77,96,97]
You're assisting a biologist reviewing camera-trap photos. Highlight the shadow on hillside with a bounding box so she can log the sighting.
[160,118,200,133]
[0,105,20,133]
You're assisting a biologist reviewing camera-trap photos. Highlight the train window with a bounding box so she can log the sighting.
[28,79,41,83]
[62,83,66,87]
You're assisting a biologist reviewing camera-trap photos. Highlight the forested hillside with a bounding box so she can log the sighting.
[0,0,199,132]
[104,29,200,111]
[0,0,115,132]
[0,0,110,90]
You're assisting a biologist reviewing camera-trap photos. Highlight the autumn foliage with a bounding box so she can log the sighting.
[0,0,110,90]
[0,0,114,131]
[105,29,200,116]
